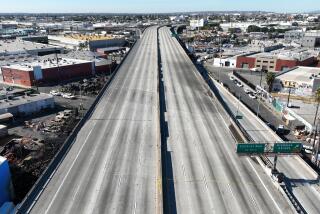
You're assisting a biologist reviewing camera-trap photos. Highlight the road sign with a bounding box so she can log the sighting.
[236,114,243,119]
[237,143,265,154]
[273,142,302,153]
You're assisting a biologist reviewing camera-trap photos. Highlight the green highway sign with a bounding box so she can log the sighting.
[237,143,265,154]
[236,115,243,119]
[273,142,302,153]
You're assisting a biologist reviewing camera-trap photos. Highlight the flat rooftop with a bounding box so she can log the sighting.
[1,58,91,71]
[0,93,53,110]
[276,66,320,85]
[0,39,60,54]
[250,48,318,61]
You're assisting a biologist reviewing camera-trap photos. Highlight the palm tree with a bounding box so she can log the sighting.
[266,72,275,92]
[313,88,320,126]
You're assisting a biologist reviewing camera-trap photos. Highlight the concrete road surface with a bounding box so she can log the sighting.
[29,26,161,214]
[213,75,320,214]
[159,26,293,214]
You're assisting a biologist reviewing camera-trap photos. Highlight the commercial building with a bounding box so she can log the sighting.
[284,30,305,41]
[236,48,318,72]
[1,58,94,87]
[273,66,320,95]
[302,31,320,48]
[0,93,54,116]
[249,40,284,52]
[0,39,63,57]
[48,34,127,51]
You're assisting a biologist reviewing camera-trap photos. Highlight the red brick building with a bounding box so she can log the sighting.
[1,58,94,87]
[236,49,318,72]
[236,56,256,69]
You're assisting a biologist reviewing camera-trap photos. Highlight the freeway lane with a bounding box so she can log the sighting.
[159,27,293,214]
[213,74,320,214]
[30,26,161,214]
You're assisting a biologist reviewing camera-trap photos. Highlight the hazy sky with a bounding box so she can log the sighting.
[0,0,319,13]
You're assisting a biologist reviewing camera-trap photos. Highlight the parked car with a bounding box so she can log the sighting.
[237,82,243,87]
[244,88,251,94]
[248,92,257,99]
[62,93,76,99]
[50,90,61,96]
[230,76,235,81]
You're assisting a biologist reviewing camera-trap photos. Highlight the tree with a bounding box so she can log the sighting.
[247,25,261,33]
[266,72,275,92]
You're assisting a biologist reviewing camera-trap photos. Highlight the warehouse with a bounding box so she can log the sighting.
[1,58,94,87]
[236,48,318,72]
[0,93,54,116]
[0,39,63,56]
[273,66,320,95]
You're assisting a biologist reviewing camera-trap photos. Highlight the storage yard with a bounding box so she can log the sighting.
[0,69,112,203]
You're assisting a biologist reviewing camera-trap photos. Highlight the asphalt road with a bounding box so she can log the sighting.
[206,65,297,141]
[30,26,161,214]
[159,27,293,214]
[213,75,320,214]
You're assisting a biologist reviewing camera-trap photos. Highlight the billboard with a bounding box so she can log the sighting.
[190,19,204,28]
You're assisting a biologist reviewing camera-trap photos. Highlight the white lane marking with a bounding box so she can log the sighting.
[247,159,284,214]
[45,127,94,213]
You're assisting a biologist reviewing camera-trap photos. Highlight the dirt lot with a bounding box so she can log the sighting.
[0,73,111,203]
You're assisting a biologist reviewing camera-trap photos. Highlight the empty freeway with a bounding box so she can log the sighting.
[27,26,161,214]
[18,25,320,214]
[159,26,293,214]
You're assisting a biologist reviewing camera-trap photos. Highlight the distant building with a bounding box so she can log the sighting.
[284,30,305,41]
[250,40,284,52]
[48,34,127,51]
[301,30,320,48]
[0,39,63,57]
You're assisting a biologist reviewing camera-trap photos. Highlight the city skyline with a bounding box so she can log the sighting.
[0,0,320,13]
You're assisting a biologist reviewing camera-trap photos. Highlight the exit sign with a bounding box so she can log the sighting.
[273,142,302,154]
[237,143,265,154]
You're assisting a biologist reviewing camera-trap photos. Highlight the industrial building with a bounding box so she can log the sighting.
[0,39,63,57]
[1,58,94,87]
[0,93,54,116]
[48,34,127,51]
[236,48,318,71]
[302,31,320,48]
[273,66,320,95]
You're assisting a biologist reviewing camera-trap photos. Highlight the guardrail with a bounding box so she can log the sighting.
[16,39,138,214]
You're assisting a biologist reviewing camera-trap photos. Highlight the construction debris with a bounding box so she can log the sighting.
[24,109,76,134]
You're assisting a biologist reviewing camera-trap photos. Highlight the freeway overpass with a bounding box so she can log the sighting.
[21,26,161,214]
[17,25,319,214]
[158,26,293,213]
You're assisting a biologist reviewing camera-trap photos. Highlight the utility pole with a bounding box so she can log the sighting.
[259,69,263,87]
[286,87,292,107]
[219,36,222,82]
[257,69,263,118]
[313,121,320,166]
[313,102,320,127]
